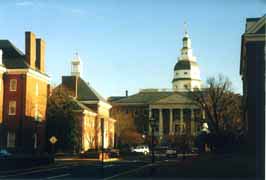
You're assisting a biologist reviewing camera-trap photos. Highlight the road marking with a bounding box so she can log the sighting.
[104,163,153,180]
[0,164,62,175]
[46,173,71,179]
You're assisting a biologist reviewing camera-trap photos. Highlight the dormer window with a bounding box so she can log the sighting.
[10,79,17,91]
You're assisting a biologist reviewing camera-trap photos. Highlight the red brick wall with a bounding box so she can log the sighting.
[3,74,26,131]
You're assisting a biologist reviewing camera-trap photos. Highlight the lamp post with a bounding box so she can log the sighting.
[149,117,156,164]
[101,118,104,168]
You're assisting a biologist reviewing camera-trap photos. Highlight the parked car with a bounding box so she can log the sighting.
[154,146,168,157]
[79,149,99,158]
[131,145,150,155]
[166,148,177,158]
[154,146,177,158]
[106,149,120,158]
[0,149,12,157]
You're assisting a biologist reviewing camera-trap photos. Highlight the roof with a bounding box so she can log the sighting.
[61,76,107,103]
[77,78,107,102]
[0,40,24,57]
[110,91,173,105]
[174,60,198,71]
[108,96,127,102]
[0,40,29,69]
[151,92,194,105]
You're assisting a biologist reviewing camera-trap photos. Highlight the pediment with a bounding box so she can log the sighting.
[151,92,193,105]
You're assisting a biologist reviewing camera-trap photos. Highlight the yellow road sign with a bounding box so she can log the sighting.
[49,136,58,144]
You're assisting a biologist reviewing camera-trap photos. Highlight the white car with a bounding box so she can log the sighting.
[166,149,177,157]
[131,145,150,155]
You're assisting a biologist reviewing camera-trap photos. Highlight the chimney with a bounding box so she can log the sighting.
[36,38,45,72]
[0,49,2,64]
[125,90,128,97]
[25,32,36,69]
[62,76,78,98]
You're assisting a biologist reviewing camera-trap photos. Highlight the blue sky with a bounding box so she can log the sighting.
[0,0,265,98]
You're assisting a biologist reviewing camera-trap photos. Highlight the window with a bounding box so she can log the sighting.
[7,132,16,148]
[9,79,17,91]
[184,72,188,75]
[8,101,16,115]
[184,84,188,89]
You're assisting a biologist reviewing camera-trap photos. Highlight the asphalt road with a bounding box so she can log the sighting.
[0,159,150,179]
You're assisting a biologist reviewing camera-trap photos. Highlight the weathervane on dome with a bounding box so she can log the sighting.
[184,21,189,36]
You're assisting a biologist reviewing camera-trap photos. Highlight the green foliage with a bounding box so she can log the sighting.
[46,87,81,153]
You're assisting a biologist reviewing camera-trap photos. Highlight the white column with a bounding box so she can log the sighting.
[148,108,152,135]
[169,109,173,135]
[180,109,183,135]
[159,109,163,137]
[191,109,195,136]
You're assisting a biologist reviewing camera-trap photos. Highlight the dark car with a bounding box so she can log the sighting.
[0,149,12,157]
[79,149,99,158]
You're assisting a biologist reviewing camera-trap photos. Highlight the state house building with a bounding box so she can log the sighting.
[0,32,50,152]
[109,30,204,144]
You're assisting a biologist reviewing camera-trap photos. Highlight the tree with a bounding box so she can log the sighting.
[187,74,244,152]
[187,74,242,134]
[46,87,81,153]
[114,111,144,147]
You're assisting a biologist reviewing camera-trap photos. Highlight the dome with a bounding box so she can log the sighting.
[174,60,199,71]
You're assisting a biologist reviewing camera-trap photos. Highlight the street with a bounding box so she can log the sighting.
[0,158,150,179]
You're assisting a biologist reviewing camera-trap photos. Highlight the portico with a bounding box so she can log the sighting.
[148,93,202,140]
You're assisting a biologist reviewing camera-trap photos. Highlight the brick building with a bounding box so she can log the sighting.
[0,32,50,153]
[56,54,116,151]
[240,15,265,178]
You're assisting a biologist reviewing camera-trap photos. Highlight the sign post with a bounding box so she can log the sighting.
[49,136,58,155]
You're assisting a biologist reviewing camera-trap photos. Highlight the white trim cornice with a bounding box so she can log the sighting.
[243,34,266,42]
[98,100,112,109]
[0,66,6,73]
[6,69,50,83]
[83,109,97,117]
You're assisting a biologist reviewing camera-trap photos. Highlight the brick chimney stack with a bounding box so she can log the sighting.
[36,38,45,72]
[25,32,36,69]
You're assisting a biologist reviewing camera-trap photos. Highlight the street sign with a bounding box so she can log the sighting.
[49,136,58,144]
